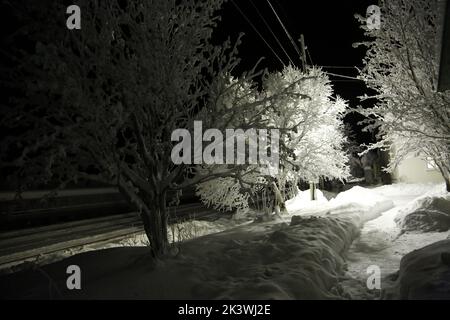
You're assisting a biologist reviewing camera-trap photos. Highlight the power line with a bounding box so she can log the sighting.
[329,80,363,82]
[319,66,358,69]
[324,71,363,81]
[265,0,303,64]
[230,0,285,66]
[306,47,314,66]
[261,0,364,81]
[248,0,296,66]
[232,0,365,83]
[314,65,363,81]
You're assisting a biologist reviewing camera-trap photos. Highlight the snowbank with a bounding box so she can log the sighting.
[372,183,445,198]
[383,240,450,299]
[328,186,394,224]
[286,186,394,227]
[395,194,450,233]
[285,189,328,212]
[0,215,362,299]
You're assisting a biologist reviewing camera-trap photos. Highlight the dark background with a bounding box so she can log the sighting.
[0,0,378,145]
[215,0,378,145]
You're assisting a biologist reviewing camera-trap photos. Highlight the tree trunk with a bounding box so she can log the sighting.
[309,182,317,201]
[435,161,450,192]
[272,181,286,213]
[140,192,169,257]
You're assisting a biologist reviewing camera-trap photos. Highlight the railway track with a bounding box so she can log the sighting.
[0,190,227,269]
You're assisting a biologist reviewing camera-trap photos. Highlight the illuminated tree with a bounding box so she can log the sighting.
[197,66,350,212]
[355,0,450,190]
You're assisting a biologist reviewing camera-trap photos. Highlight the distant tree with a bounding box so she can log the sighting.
[355,0,450,190]
[343,124,365,179]
[0,0,302,256]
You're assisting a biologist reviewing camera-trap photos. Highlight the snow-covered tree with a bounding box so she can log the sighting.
[355,0,450,190]
[194,74,296,213]
[1,0,304,256]
[264,66,350,203]
[197,66,350,212]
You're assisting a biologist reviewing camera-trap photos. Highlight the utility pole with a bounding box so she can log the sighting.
[299,34,316,199]
[309,180,317,201]
[438,0,450,92]
[299,34,307,72]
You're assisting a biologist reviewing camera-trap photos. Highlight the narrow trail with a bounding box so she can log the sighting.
[342,185,449,299]
[345,193,417,280]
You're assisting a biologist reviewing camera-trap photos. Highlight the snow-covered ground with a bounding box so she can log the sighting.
[343,183,450,298]
[0,209,364,299]
[1,216,253,273]
[1,183,448,299]
[0,184,394,299]
[12,184,394,271]
[284,182,450,299]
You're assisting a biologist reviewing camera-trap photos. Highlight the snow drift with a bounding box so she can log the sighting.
[286,186,394,226]
[285,189,328,212]
[383,240,450,299]
[395,194,450,233]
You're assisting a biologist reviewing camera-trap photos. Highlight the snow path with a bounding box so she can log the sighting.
[3,183,447,299]
[342,183,450,299]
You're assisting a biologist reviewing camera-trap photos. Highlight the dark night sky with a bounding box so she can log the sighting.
[0,0,378,144]
[215,0,378,144]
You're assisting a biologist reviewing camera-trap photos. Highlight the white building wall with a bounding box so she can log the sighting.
[392,156,444,184]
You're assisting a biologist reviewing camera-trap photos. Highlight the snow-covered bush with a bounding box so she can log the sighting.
[196,177,251,212]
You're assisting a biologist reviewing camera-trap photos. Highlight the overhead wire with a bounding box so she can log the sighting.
[319,66,358,69]
[232,0,365,83]
[264,1,364,82]
[306,47,314,66]
[248,0,296,66]
[265,0,303,65]
[230,0,285,66]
